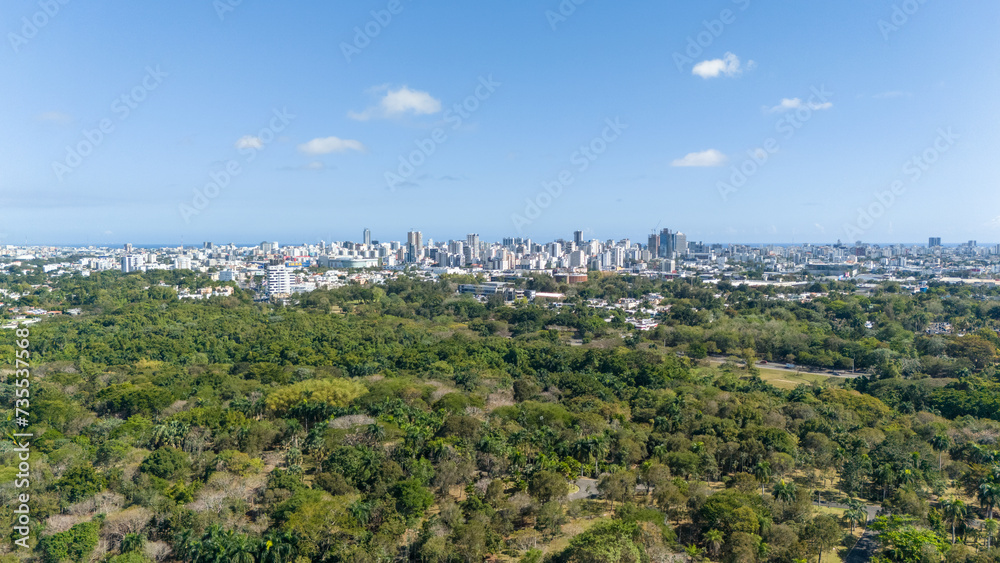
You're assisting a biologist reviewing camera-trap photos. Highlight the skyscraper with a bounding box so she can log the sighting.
[658,229,688,259]
[406,231,423,263]
[674,232,687,256]
[363,228,371,246]
[929,237,942,248]
[647,233,660,258]
[659,228,673,259]
[574,230,584,245]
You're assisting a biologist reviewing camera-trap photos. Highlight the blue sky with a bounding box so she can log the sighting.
[2,0,998,246]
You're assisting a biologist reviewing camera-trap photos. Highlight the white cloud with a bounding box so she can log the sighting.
[235,136,263,149]
[305,161,325,170]
[349,86,442,120]
[671,149,728,167]
[38,111,72,125]
[765,98,833,113]
[298,136,366,155]
[692,53,752,79]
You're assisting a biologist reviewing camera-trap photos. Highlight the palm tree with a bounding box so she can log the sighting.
[365,422,386,445]
[984,518,998,550]
[773,479,798,504]
[979,481,1000,520]
[930,434,951,471]
[846,506,867,533]
[874,463,895,500]
[754,461,772,496]
[899,468,917,488]
[942,498,968,544]
[704,529,724,559]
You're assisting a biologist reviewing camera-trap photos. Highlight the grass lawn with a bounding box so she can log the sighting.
[753,367,835,389]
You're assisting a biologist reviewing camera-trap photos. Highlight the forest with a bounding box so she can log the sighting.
[3,269,1000,562]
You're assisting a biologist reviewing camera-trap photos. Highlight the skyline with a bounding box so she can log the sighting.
[3,1,999,244]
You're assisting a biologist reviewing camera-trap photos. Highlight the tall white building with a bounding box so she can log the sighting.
[121,254,144,273]
[267,265,292,296]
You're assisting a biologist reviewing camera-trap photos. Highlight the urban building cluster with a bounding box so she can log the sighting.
[4,231,1000,306]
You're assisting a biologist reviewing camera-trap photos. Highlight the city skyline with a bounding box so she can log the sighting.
[3,2,999,245]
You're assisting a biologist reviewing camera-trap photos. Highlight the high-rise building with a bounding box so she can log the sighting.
[929,237,942,248]
[647,233,660,258]
[658,229,688,259]
[267,265,292,296]
[674,232,687,256]
[406,231,423,263]
[574,230,584,245]
[363,228,371,246]
[121,254,144,273]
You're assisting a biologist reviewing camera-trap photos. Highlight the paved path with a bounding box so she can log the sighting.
[813,498,881,521]
[843,529,879,563]
[569,477,599,500]
[813,499,882,563]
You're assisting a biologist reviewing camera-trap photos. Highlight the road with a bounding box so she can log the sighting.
[813,498,882,563]
[843,529,879,563]
[569,477,598,501]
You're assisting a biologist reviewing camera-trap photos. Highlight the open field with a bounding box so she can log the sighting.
[755,367,836,389]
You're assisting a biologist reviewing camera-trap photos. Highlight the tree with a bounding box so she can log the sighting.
[39,521,100,563]
[529,470,570,503]
[979,480,1000,520]
[598,470,637,509]
[139,447,189,481]
[753,461,772,496]
[55,465,107,503]
[556,520,644,563]
[265,378,367,415]
[803,515,841,563]
[941,498,968,544]
[772,479,797,504]
[394,479,435,519]
[704,529,724,559]
[985,518,998,550]
[845,505,867,534]
[930,434,951,471]
[874,463,895,501]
